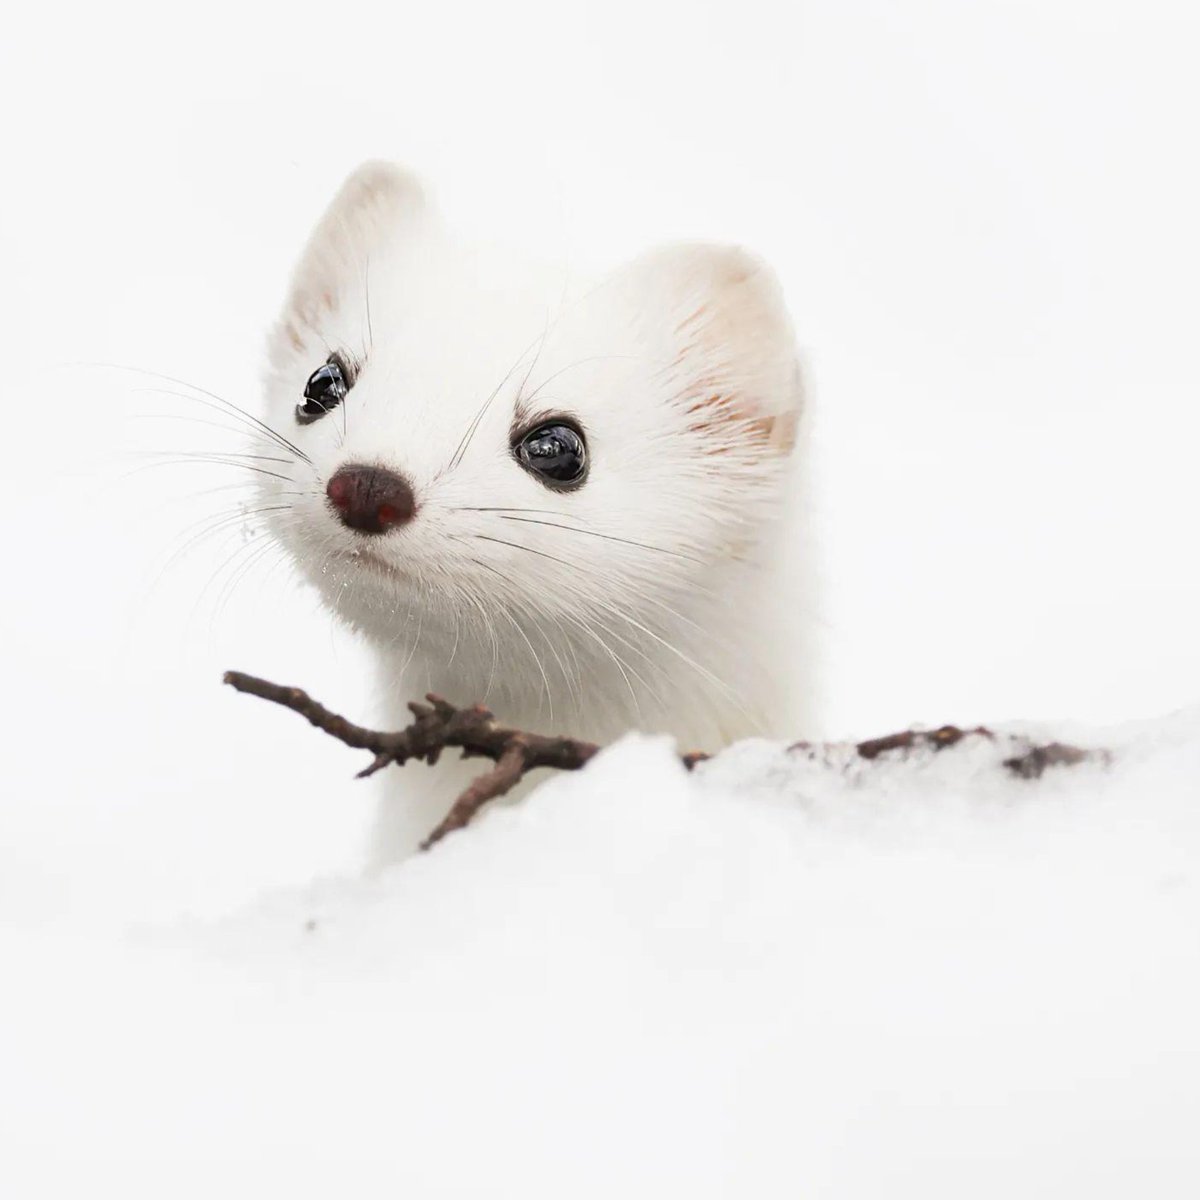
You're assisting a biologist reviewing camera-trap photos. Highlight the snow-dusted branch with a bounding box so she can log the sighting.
[223,671,1105,849]
[847,724,1100,779]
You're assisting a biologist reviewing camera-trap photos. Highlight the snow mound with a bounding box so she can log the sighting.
[4,709,1199,1198]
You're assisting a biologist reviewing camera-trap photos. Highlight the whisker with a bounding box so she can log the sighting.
[528,605,579,714]
[516,307,553,408]
[187,450,296,464]
[129,412,302,453]
[364,257,375,354]
[589,591,746,715]
[495,604,554,722]
[520,354,642,410]
[77,363,315,465]
[158,479,264,507]
[207,534,284,631]
[399,586,426,675]
[131,387,314,466]
[119,457,296,484]
[471,534,573,568]
[127,447,296,466]
[450,505,573,517]
[446,318,561,474]
[465,541,655,716]
[460,573,502,698]
[557,608,651,717]
[496,515,703,564]
[145,503,297,599]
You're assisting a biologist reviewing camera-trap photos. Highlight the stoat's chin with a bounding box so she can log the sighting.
[337,546,400,575]
[300,549,410,603]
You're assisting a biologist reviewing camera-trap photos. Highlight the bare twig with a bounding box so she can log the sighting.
[1003,741,1096,779]
[223,671,601,848]
[852,724,991,759]
[424,741,529,847]
[223,672,1107,849]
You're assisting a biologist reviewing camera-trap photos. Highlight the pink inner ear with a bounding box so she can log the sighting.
[684,392,798,455]
[673,305,798,456]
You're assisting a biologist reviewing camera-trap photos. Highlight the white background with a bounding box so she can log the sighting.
[1,0,1198,1052]
[1,2,1199,1193]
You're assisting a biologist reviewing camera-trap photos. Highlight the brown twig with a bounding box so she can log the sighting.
[853,724,991,759]
[223,671,1107,849]
[223,672,602,848]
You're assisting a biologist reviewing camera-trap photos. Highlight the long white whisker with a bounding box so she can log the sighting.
[496,514,703,564]
[111,374,313,465]
[119,456,296,484]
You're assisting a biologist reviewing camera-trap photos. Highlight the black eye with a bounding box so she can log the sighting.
[296,358,350,425]
[513,421,588,489]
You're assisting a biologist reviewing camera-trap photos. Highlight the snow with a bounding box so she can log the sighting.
[4,715,1198,1196]
[3,0,1200,1193]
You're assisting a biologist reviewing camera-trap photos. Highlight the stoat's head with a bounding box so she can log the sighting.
[261,161,803,686]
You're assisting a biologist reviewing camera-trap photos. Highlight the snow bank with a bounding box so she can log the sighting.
[3,710,1198,1197]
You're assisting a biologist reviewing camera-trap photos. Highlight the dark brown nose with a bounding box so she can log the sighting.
[326,464,416,534]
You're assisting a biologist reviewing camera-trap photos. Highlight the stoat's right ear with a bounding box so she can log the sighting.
[620,243,803,458]
[278,161,425,342]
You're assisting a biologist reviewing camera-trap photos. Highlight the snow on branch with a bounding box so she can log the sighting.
[223,671,1107,849]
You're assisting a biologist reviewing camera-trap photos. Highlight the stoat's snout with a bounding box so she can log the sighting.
[326,464,416,535]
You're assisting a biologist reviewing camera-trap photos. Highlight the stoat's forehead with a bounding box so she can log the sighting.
[277,236,596,483]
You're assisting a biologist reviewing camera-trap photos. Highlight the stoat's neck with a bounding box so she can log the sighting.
[366,546,810,752]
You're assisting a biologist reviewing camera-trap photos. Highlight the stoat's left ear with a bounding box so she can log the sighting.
[634,244,803,455]
[278,161,426,340]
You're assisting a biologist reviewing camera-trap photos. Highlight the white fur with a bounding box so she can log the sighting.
[259,161,819,863]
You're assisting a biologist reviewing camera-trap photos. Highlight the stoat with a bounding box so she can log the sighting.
[259,161,818,863]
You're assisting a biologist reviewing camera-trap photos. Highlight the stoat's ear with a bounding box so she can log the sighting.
[279,161,425,342]
[635,244,802,456]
